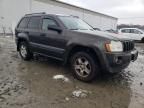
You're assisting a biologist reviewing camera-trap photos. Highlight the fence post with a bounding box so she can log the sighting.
[9,27,14,38]
[2,26,6,37]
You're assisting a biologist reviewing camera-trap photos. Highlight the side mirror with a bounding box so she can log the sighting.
[48,25,62,33]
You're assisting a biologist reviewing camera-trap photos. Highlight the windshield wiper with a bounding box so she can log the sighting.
[79,29,88,30]
[69,29,90,30]
[69,29,79,30]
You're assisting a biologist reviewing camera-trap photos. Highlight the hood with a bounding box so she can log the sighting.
[74,30,130,41]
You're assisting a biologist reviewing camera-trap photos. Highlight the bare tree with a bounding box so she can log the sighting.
[9,27,14,37]
[1,26,6,36]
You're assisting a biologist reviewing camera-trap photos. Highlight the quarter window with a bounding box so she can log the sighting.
[132,29,142,34]
[28,17,41,29]
[42,18,58,30]
[18,17,29,28]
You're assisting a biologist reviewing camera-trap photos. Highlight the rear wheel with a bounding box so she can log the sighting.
[70,52,99,82]
[19,41,33,60]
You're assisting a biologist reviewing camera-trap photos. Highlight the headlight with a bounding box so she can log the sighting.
[105,41,123,52]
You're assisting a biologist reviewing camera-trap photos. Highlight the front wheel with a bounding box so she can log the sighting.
[141,38,144,43]
[70,52,99,82]
[19,41,33,61]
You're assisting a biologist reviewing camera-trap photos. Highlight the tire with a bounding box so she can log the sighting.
[141,38,144,43]
[70,52,99,82]
[19,41,33,61]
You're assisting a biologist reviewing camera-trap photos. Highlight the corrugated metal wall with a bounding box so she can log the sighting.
[0,0,30,34]
[33,0,117,30]
[0,0,117,34]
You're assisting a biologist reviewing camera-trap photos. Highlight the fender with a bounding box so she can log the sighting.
[17,32,29,41]
[16,32,30,51]
[63,40,104,65]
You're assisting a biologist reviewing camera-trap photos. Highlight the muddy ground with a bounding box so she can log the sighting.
[0,36,144,108]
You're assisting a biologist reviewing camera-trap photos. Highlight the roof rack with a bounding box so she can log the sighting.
[25,12,46,16]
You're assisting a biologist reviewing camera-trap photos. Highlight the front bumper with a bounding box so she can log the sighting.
[103,49,138,73]
[131,50,138,61]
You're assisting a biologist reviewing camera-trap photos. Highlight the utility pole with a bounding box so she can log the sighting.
[29,0,32,13]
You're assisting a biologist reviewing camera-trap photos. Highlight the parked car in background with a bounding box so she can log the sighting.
[105,29,118,34]
[119,28,144,42]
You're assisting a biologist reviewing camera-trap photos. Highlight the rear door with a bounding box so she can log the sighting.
[120,29,132,39]
[130,29,143,40]
[27,16,42,52]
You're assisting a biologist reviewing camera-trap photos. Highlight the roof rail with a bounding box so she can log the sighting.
[70,15,79,18]
[25,12,46,16]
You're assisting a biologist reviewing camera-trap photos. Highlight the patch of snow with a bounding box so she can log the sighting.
[72,89,90,98]
[65,97,70,101]
[53,75,69,82]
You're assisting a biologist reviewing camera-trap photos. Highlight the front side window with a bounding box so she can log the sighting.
[28,17,41,29]
[42,18,58,30]
[18,17,29,28]
[58,16,93,30]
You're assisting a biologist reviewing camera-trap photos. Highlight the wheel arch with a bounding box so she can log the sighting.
[17,38,29,51]
[65,45,102,67]
[16,32,30,51]
[141,37,144,43]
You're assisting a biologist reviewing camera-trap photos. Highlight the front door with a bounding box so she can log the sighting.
[39,17,67,59]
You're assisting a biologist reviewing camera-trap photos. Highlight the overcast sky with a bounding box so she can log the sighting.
[59,0,144,25]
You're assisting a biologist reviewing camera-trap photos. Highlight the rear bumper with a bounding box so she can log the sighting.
[15,37,18,45]
[15,37,19,51]
[98,49,138,73]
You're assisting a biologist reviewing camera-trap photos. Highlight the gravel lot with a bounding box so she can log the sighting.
[0,36,144,108]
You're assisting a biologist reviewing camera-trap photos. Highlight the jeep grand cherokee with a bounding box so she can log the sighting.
[15,13,138,82]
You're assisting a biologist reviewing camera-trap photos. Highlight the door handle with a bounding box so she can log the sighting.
[24,31,29,35]
[40,33,46,37]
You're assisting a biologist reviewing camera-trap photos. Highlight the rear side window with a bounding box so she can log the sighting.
[42,18,58,30]
[121,29,130,33]
[28,17,41,29]
[18,17,29,28]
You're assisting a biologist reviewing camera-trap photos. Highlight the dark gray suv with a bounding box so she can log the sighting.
[15,13,138,82]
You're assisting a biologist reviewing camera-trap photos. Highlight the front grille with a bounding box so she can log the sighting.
[123,41,134,52]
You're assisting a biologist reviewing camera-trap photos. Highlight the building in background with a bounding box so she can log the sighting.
[0,0,118,34]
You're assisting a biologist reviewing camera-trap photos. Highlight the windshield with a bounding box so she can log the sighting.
[58,16,93,30]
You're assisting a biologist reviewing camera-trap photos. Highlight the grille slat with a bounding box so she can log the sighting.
[123,41,134,52]
[127,42,130,51]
